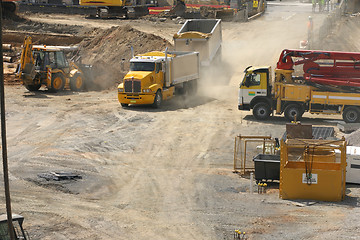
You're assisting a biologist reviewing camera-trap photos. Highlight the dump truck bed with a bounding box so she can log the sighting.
[174,19,222,66]
[166,51,200,87]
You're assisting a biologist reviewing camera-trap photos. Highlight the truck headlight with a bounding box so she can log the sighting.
[143,89,151,93]
[118,88,124,93]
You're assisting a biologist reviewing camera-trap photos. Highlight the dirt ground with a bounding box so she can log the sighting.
[1,1,360,239]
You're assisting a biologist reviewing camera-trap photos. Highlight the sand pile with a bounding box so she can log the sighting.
[79,25,173,90]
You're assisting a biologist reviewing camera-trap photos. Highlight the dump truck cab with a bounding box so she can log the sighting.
[0,214,29,240]
[118,50,200,108]
[118,52,171,107]
[238,66,273,119]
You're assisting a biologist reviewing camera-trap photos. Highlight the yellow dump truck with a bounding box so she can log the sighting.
[238,49,360,123]
[118,50,200,108]
[173,19,222,67]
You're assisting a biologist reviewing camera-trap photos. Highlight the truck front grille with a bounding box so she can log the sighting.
[124,79,141,93]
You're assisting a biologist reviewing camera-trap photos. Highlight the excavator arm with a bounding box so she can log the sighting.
[18,36,36,83]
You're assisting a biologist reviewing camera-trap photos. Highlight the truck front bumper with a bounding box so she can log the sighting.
[238,104,250,110]
[118,93,155,105]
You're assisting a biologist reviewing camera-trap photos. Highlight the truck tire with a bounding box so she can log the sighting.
[253,102,271,120]
[284,104,303,122]
[50,73,65,92]
[152,90,162,108]
[70,73,85,91]
[189,80,198,95]
[343,107,360,123]
[24,84,41,91]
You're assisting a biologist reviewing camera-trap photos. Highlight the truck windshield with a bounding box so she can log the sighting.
[242,73,261,87]
[130,62,155,71]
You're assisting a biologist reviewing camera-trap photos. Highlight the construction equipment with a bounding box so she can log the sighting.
[79,0,157,18]
[1,0,18,15]
[118,50,200,108]
[0,214,30,240]
[279,138,346,202]
[154,0,245,20]
[169,0,186,16]
[174,19,222,66]
[238,49,360,123]
[18,36,88,92]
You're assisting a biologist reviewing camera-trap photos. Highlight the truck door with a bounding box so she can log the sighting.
[239,71,268,105]
[155,62,164,86]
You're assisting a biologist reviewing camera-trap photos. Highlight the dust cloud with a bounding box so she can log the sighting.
[197,13,311,103]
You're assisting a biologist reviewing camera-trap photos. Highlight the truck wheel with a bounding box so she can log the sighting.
[152,90,162,108]
[121,103,129,108]
[50,73,65,92]
[24,84,41,91]
[70,73,85,91]
[186,80,197,95]
[343,107,360,123]
[191,80,198,95]
[253,102,271,120]
[284,104,303,121]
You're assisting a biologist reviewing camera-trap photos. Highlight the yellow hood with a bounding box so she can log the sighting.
[124,71,153,80]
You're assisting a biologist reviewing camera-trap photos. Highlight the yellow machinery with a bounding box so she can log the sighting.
[279,138,346,202]
[118,50,200,108]
[79,0,156,18]
[18,36,86,92]
[238,49,360,123]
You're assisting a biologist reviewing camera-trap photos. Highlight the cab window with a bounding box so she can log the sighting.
[130,62,155,71]
[243,73,261,87]
[155,62,162,73]
[55,51,69,68]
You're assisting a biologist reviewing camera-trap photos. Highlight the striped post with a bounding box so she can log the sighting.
[47,67,52,87]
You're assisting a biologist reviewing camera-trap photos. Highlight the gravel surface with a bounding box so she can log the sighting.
[1,1,360,239]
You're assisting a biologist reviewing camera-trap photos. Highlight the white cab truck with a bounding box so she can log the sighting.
[118,50,200,107]
[173,19,222,66]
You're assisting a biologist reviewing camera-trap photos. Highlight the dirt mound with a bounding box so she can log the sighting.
[3,14,87,37]
[320,15,360,51]
[78,25,173,90]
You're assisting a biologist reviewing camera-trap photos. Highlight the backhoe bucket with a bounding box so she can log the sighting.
[21,63,36,84]
[169,0,186,17]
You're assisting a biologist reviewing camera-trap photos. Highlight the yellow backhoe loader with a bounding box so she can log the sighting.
[18,36,88,92]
